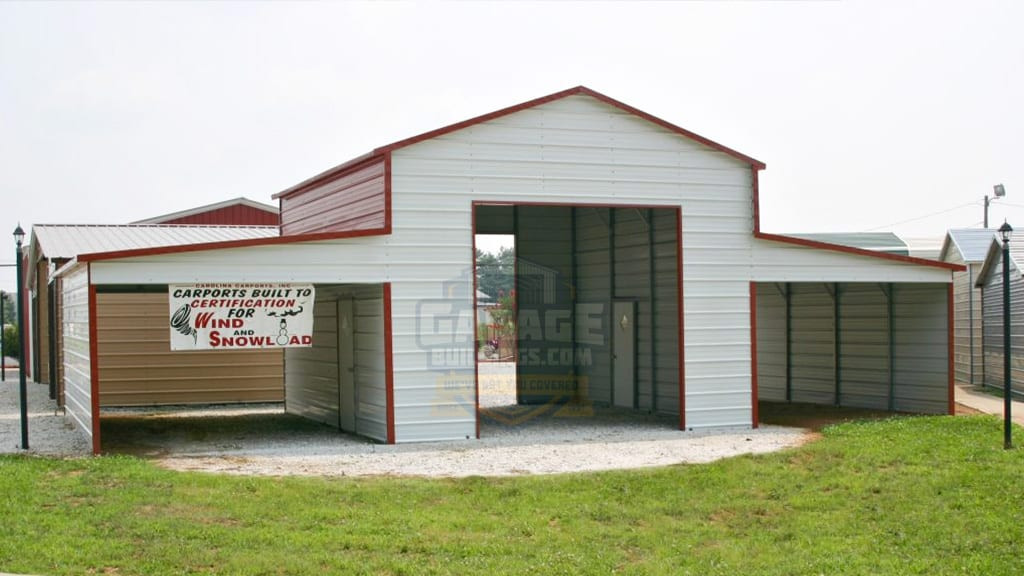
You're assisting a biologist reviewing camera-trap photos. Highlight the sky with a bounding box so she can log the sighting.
[1,0,1022,293]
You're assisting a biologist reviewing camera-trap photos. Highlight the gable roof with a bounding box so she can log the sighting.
[33,224,278,260]
[273,86,766,200]
[940,228,998,263]
[974,232,1024,287]
[132,197,279,225]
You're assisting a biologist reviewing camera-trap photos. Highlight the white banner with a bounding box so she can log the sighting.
[168,284,315,351]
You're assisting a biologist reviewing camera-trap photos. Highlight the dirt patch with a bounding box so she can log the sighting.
[758,402,908,432]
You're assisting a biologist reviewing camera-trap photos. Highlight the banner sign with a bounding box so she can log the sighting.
[168,283,315,351]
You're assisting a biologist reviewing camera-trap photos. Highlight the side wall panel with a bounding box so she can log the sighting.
[982,256,1024,395]
[892,284,949,413]
[837,284,890,409]
[755,283,786,402]
[97,292,284,406]
[285,292,340,426]
[574,207,612,405]
[788,284,835,404]
[61,267,92,444]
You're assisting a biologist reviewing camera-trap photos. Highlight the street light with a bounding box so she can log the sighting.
[14,224,27,450]
[999,220,1013,449]
[986,184,1006,228]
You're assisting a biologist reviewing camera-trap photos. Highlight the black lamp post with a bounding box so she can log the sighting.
[1,289,5,382]
[14,224,27,450]
[999,220,1013,449]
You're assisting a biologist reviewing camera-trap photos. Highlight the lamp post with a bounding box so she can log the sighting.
[999,221,1013,449]
[986,184,1006,228]
[14,224,27,450]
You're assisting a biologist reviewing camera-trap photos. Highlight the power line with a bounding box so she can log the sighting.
[864,201,980,231]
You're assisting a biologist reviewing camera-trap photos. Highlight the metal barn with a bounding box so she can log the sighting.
[49,86,962,453]
[940,228,996,387]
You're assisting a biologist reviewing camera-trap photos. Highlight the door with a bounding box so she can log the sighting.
[338,298,356,432]
[613,300,636,409]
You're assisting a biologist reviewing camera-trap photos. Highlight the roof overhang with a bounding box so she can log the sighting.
[754,232,965,272]
[974,237,1023,287]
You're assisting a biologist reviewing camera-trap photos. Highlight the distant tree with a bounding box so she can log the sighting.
[475,246,514,300]
[2,324,17,360]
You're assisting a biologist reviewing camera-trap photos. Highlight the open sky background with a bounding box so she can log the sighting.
[1,0,1022,293]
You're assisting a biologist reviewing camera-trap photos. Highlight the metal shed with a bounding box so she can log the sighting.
[50,86,962,453]
[31,225,284,410]
[974,232,1024,396]
[941,228,996,387]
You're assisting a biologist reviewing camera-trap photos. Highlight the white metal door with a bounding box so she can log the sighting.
[338,298,356,432]
[613,301,636,409]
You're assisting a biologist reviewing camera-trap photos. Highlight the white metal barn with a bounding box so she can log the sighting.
[53,86,962,453]
[940,228,997,387]
[974,232,1024,395]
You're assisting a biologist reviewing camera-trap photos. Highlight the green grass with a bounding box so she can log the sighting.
[2,415,1024,575]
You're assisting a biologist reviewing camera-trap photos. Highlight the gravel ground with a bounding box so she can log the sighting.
[3,364,810,477]
[0,379,90,456]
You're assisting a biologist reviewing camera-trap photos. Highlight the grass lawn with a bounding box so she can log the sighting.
[2,415,1024,575]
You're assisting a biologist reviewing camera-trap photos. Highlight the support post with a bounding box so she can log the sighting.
[785,283,792,403]
[1,289,5,382]
[887,283,895,412]
[1001,226,1013,449]
[834,282,841,406]
[15,227,28,450]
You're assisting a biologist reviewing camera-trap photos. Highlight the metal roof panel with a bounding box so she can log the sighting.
[32,224,278,260]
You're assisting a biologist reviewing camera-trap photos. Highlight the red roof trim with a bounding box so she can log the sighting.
[754,231,966,271]
[274,86,765,201]
[76,228,387,263]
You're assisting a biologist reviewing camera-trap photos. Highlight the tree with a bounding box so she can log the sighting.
[475,246,514,301]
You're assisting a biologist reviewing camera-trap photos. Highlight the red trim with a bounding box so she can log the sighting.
[474,200,674,210]
[87,267,101,455]
[77,228,388,263]
[754,232,966,272]
[676,207,686,430]
[749,282,759,428]
[274,86,764,202]
[383,283,396,444]
[21,249,31,379]
[471,205,480,439]
[383,152,393,234]
[947,282,955,415]
[752,166,762,234]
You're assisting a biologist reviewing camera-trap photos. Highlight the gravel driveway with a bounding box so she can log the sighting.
[3,365,810,477]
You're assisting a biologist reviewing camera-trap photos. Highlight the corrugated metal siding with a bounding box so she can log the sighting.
[61,266,92,444]
[613,209,653,410]
[982,253,1024,395]
[285,285,388,442]
[788,284,835,404]
[752,239,954,283]
[35,260,51,383]
[756,283,948,414]
[96,292,284,406]
[652,209,681,414]
[515,206,576,404]
[574,207,612,405]
[162,204,279,226]
[280,157,387,236]
[35,224,278,260]
[892,284,949,413]
[285,292,339,426]
[754,283,786,402]
[836,284,890,409]
[948,252,985,386]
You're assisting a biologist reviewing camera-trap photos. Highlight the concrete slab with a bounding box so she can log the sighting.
[955,384,1024,426]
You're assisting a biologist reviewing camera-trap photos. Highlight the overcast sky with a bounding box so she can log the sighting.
[1,1,1022,293]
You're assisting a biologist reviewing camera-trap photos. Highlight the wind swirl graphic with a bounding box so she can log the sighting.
[170,304,198,344]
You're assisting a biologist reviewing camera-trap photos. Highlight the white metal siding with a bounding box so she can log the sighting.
[652,209,681,414]
[892,284,949,413]
[753,239,954,283]
[285,284,389,442]
[285,291,340,427]
[61,265,92,445]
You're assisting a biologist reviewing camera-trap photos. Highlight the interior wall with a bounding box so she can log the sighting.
[755,282,950,414]
[515,204,680,414]
[285,284,388,442]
